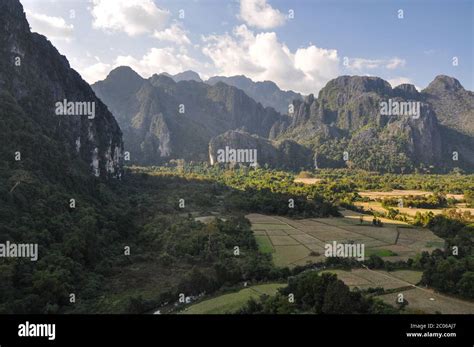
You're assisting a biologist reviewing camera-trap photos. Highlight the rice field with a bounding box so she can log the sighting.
[181,283,285,314]
[356,201,474,218]
[247,211,444,267]
[321,268,474,314]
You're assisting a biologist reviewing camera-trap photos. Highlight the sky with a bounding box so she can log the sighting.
[20,0,474,95]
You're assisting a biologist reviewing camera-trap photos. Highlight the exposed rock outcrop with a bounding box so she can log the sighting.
[93,69,289,165]
[0,0,123,178]
[422,75,474,136]
[280,75,473,172]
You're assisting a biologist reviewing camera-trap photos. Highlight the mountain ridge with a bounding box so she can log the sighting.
[280,74,473,172]
[92,65,473,173]
[92,67,290,165]
[206,74,303,114]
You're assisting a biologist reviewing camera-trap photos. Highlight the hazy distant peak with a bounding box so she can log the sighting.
[173,70,202,82]
[159,70,202,83]
[105,66,144,84]
[206,75,303,114]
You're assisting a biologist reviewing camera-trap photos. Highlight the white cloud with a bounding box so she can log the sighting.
[81,61,112,84]
[386,57,406,70]
[202,25,339,94]
[91,0,170,36]
[25,11,74,41]
[347,57,406,71]
[75,46,201,84]
[114,47,201,77]
[239,0,286,29]
[388,77,420,91]
[153,23,191,45]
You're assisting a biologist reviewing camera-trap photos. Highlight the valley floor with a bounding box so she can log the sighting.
[248,210,444,267]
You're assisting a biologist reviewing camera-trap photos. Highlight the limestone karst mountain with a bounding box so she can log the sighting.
[280,75,474,172]
[0,0,126,314]
[0,0,123,179]
[92,68,290,165]
[92,69,473,172]
[423,75,474,136]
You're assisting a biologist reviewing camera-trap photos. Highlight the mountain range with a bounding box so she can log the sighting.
[159,71,304,114]
[93,67,474,173]
[281,75,474,172]
[92,67,292,165]
[2,0,472,175]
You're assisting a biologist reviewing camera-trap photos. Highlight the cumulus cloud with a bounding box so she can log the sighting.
[202,25,339,94]
[153,23,191,45]
[347,57,406,71]
[81,61,112,84]
[239,0,286,29]
[76,46,202,83]
[91,0,170,36]
[114,47,201,77]
[25,11,74,41]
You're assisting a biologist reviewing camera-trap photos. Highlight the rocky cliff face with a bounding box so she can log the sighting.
[92,62,472,172]
[421,76,474,169]
[209,130,313,170]
[207,75,303,114]
[93,68,289,165]
[422,75,474,136]
[281,75,472,172]
[0,0,123,178]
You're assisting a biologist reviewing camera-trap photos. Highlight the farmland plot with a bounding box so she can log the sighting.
[247,211,444,267]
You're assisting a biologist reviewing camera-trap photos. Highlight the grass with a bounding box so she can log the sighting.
[255,235,274,254]
[273,245,311,267]
[425,241,445,249]
[389,270,423,285]
[181,283,285,314]
[366,249,398,257]
[248,212,444,267]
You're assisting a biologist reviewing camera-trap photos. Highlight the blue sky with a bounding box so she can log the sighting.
[21,0,473,94]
